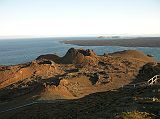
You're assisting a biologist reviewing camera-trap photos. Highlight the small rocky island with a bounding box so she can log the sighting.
[0,48,160,119]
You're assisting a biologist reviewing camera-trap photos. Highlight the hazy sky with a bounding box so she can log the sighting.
[0,0,160,37]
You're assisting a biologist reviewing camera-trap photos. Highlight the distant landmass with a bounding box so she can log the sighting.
[97,35,120,38]
[63,37,160,47]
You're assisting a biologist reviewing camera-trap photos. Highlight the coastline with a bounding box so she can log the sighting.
[62,37,160,47]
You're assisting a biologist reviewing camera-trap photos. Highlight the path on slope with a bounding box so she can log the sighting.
[0,75,159,114]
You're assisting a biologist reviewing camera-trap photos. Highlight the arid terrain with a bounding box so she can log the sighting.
[0,48,160,119]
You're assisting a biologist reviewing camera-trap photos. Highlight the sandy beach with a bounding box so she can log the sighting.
[63,37,160,47]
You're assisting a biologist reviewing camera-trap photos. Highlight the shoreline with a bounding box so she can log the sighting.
[62,37,160,47]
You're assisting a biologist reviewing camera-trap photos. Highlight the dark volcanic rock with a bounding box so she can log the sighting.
[36,54,60,63]
[136,62,160,81]
[61,48,97,65]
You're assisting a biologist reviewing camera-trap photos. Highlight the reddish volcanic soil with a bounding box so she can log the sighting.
[0,48,155,100]
[0,48,160,119]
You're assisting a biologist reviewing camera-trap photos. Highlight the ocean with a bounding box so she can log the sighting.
[0,37,160,65]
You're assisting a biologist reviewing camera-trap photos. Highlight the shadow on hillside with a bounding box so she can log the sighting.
[135,62,160,82]
[1,62,160,118]
[0,82,160,119]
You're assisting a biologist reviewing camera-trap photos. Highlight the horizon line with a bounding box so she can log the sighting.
[0,34,160,39]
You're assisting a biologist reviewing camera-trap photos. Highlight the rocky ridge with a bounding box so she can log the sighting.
[0,48,157,101]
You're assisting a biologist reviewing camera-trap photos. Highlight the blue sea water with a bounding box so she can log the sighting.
[0,37,160,65]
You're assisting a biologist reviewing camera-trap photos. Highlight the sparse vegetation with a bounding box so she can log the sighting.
[116,111,156,119]
[0,48,159,119]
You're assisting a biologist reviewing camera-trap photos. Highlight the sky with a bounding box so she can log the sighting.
[0,0,160,37]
